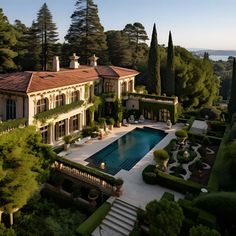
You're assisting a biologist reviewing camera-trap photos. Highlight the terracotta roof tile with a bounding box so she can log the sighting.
[0,72,32,92]
[0,65,139,93]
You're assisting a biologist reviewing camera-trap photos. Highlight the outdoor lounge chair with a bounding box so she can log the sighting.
[74,138,86,146]
[123,119,129,127]
[139,115,145,123]
[128,115,135,124]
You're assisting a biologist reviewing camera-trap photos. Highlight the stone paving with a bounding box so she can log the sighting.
[59,121,185,209]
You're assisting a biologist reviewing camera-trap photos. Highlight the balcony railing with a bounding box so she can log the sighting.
[128,93,178,105]
[34,100,84,122]
[0,118,27,134]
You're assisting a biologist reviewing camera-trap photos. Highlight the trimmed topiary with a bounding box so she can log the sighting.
[175,129,188,139]
[153,149,170,171]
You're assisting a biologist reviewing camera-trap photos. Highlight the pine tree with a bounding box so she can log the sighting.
[65,0,108,64]
[147,24,161,95]
[0,8,17,72]
[13,20,28,70]
[123,22,149,67]
[36,3,58,70]
[164,31,175,96]
[106,30,132,67]
[228,58,236,119]
[19,21,41,71]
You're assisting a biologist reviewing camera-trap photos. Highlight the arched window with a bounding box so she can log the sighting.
[6,99,16,119]
[55,94,64,107]
[105,82,113,93]
[121,82,127,93]
[128,80,133,92]
[70,91,80,103]
[36,98,47,114]
[159,109,171,122]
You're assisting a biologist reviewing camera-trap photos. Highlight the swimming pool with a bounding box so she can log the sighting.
[85,127,166,175]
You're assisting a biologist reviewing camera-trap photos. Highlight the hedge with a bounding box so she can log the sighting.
[142,165,205,194]
[207,126,230,191]
[0,118,27,133]
[187,132,222,145]
[161,192,175,201]
[56,156,117,186]
[76,202,111,236]
[178,199,216,229]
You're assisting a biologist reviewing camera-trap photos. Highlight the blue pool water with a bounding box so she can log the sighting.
[85,127,166,175]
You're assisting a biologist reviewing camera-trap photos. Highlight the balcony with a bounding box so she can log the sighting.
[34,100,84,123]
[102,92,117,102]
[128,93,178,105]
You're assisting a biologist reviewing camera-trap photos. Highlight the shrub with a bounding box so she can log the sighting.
[175,129,188,139]
[114,178,124,186]
[98,117,106,127]
[145,199,184,236]
[189,225,220,236]
[153,149,170,161]
[161,192,174,201]
[63,135,72,144]
[76,202,111,236]
[106,117,114,125]
[142,165,204,194]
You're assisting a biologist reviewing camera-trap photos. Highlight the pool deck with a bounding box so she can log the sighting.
[59,121,184,208]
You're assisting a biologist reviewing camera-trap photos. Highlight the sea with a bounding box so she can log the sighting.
[209,55,233,61]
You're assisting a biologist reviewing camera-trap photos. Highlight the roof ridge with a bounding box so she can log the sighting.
[26,72,34,93]
[109,66,120,77]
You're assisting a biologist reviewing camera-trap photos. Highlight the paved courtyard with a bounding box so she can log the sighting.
[59,121,184,209]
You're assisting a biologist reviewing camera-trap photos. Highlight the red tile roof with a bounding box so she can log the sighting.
[0,65,139,93]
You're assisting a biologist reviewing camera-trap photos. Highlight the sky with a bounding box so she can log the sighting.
[1,0,236,50]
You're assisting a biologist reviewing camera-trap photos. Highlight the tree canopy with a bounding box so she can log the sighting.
[36,3,59,70]
[65,0,108,64]
[0,8,17,72]
[145,199,184,236]
[0,126,55,225]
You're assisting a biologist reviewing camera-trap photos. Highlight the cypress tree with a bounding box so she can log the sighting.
[0,8,17,72]
[228,58,236,119]
[164,31,175,96]
[65,0,108,64]
[147,24,161,95]
[36,3,58,70]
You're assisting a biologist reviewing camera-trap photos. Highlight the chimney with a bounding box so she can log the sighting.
[69,53,80,69]
[89,54,99,67]
[52,56,60,72]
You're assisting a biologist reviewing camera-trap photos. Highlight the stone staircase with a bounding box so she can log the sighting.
[92,199,138,236]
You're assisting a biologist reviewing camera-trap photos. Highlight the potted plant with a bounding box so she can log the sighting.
[88,188,99,206]
[116,112,123,127]
[107,117,115,130]
[98,117,107,130]
[63,135,72,151]
[114,178,124,196]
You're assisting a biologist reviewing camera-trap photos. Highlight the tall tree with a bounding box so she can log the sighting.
[123,22,149,67]
[0,8,17,72]
[147,24,161,95]
[164,31,175,96]
[12,20,28,70]
[228,58,236,119]
[36,3,58,70]
[65,0,108,64]
[106,30,132,67]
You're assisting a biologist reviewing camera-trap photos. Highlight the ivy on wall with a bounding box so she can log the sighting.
[34,100,84,123]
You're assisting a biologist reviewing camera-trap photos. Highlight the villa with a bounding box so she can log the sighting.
[0,53,178,145]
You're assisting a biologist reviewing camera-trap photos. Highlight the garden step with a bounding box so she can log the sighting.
[115,199,139,211]
[102,219,130,236]
[107,211,135,226]
[103,216,133,232]
[111,207,137,221]
[113,202,138,217]
[92,223,124,236]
